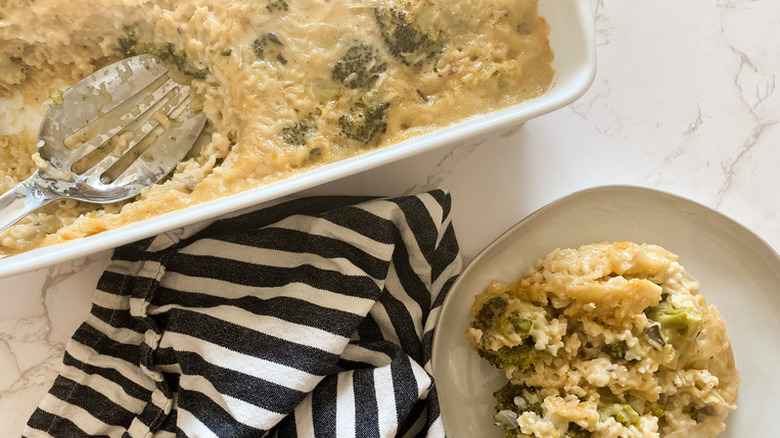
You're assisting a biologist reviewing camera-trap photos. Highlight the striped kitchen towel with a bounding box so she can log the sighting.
[24,190,461,438]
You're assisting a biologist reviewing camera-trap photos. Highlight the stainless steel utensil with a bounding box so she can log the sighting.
[0,54,207,235]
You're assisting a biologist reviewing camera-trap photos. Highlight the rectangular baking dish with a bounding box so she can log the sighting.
[0,0,598,278]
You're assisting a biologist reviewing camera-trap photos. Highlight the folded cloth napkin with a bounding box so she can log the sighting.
[24,190,461,438]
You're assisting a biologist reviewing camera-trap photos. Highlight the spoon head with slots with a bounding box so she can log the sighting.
[36,54,207,203]
[0,54,207,235]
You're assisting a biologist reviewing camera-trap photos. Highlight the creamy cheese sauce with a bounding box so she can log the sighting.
[0,0,553,255]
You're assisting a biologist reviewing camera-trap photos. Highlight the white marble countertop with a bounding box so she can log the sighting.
[2,0,779,435]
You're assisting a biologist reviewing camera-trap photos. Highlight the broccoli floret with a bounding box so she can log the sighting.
[565,424,592,438]
[266,0,288,12]
[119,22,207,79]
[474,298,533,347]
[494,383,543,416]
[474,298,546,371]
[644,402,665,418]
[338,100,390,145]
[495,383,526,412]
[478,344,548,372]
[373,6,444,67]
[282,123,309,145]
[252,36,267,58]
[493,383,543,438]
[602,340,628,361]
[118,22,145,53]
[332,44,387,89]
[509,315,534,338]
[473,296,508,331]
[253,32,285,62]
[682,404,699,422]
[543,304,563,321]
[644,300,702,350]
[598,403,640,427]
[281,119,316,146]
[644,401,667,428]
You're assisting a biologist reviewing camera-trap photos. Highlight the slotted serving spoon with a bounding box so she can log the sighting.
[0,54,207,235]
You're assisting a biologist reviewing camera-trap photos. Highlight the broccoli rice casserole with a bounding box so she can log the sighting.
[466,242,739,438]
[0,0,553,256]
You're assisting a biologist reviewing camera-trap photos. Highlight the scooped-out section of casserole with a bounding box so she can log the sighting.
[0,0,553,255]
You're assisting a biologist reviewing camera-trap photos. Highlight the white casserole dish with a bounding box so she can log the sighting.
[0,0,598,277]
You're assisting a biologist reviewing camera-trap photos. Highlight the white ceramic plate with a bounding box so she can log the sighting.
[431,185,780,438]
[0,0,598,277]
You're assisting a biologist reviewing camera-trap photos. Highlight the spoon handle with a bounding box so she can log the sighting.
[0,172,60,236]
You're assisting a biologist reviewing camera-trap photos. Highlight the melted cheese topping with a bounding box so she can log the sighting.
[0,0,553,255]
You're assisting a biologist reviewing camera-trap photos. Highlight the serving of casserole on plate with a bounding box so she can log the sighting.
[0,0,596,276]
[466,241,738,437]
[432,186,780,438]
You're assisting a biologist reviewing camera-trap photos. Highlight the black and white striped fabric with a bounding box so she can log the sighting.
[25,191,461,438]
